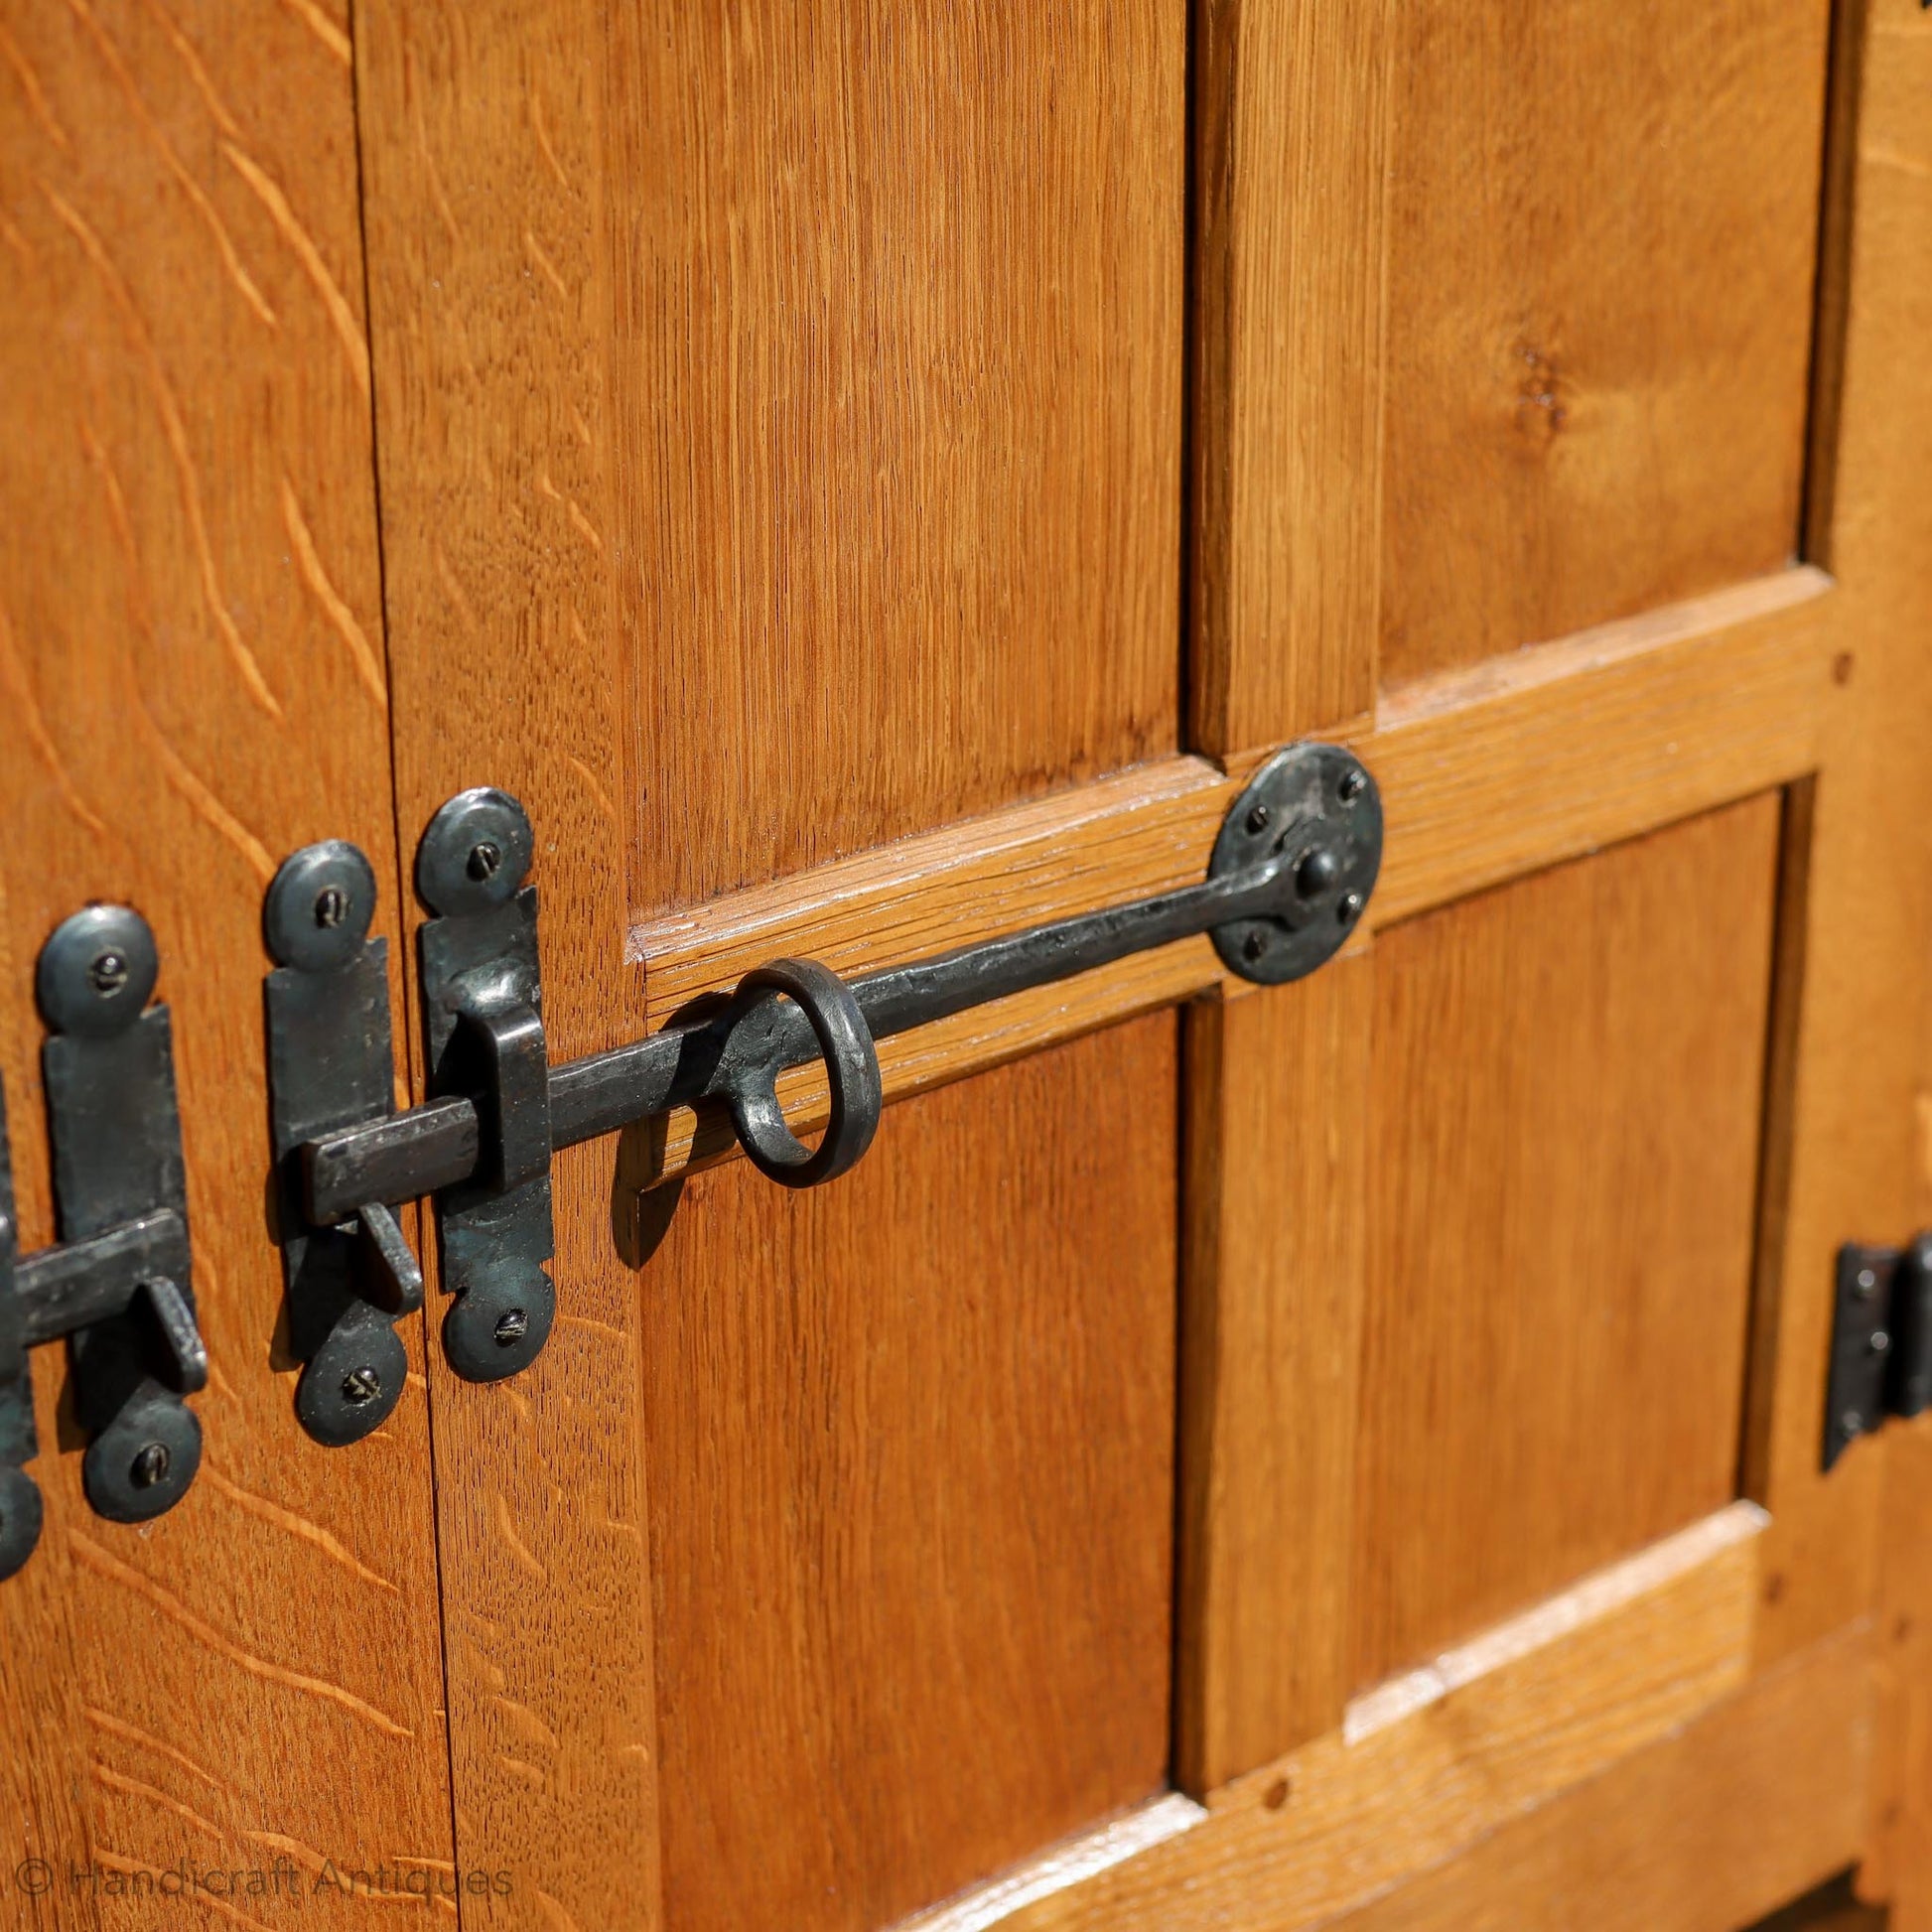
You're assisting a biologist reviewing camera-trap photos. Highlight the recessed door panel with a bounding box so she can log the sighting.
[1353,793,1783,1687]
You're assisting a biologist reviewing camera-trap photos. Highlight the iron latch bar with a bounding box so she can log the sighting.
[267,741,1381,1422]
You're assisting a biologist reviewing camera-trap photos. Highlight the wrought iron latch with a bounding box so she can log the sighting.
[265,742,1382,1439]
[1,907,207,1581]
[1823,1235,1932,1469]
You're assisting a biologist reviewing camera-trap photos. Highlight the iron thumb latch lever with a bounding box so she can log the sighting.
[265,742,1382,1440]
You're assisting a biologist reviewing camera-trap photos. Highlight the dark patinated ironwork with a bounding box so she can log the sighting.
[1823,1233,1932,1469]
[266,741,1382,1400]
[0,906,207,1579]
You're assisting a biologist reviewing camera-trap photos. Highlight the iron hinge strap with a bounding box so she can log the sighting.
[1823,1234,1932,1469]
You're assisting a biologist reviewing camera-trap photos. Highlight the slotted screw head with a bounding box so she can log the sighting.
[1338,768,1367,803]
[130,1442,172,1489]
[314,886,349,929]
[467,841,503,882]
[88,950,129,997]
[1242,930,1267,963]
[342,1365,383,1406]
[1246,804,1271,835]
[1337,892,1364,924]
[494,1309,529,1346]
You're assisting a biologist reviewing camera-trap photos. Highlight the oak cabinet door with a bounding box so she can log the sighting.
[6,2,1932,1929]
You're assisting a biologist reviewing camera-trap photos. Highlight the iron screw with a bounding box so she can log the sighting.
[1842,1408,1867,1438]
[1246,804,1271,835]
[341,1365,383,1406]
[1873,1329,1892,1354]
[1338,768,1367,803]
[1296,848,1341,897]
[494,1309,529,1346]
[1337,892,1364,924]
[314,886,349,929]
[130,1442,172,1489]
[468,841,502,883]
[1857,1267,1880,1299]
[88,950,129,998]
[1242,930,1267,963]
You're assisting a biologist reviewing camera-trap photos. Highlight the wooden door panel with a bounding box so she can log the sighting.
[0,0,452,1913]
[1353,794,1782,1685]
[645,1016,1177,1932]
[1381,0,1833,682]
[625,3,1184,913]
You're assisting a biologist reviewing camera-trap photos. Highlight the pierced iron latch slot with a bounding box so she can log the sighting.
[1,906,207,1581]
[265,741,1383,1430]
[1823,1235,1932,1469]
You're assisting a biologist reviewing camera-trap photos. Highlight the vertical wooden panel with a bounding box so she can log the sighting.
[0,0,452,1917]
[1811,7,1932,1920]
[626,3,1183,914]
[1174,957,1371,1791]
[1748,0,1932,1687]
[1176,0,1389,1791]
[644,1018,1178,1932]
[351,2,660,1924]
[1380,0,1832,682]
[1189,0,1390,753]
[1353,797,1781,1686]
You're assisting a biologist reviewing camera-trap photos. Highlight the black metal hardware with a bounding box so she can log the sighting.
[0,906,206,1579]
[264,843,423,1447]
[266,741,1382,1410]
[1823,1234,1932,1469]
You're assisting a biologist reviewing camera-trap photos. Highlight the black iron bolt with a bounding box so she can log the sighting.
[314,885,349,929]
[1337,891,1364,924]
[1242,930,1267,963]
[494,1309,528,1346]
[467,841,503,883]
[341,1365,383,1406]
[88,950,129,998]
[1338,768,1367,803]
[130,1442,172,1489]
[1296,848,1341,897]
[1246,803,1271,835]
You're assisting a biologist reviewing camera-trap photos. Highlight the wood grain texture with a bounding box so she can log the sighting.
[625,3,1183,915]
[643,1018,1178,1932]
[1745,0,1932,1686]
[606,571,1836,1197]
[1189,0,1390,750]
[1353,796,1781,1686]
[1366,566,1836,927]
[0,0,452,1920]
[1380,0,1832,681]
[927,1503,1764,1932]
[350,2,660,1923]
[1174,958,1371,1791]
[1323,1624,1871,1932]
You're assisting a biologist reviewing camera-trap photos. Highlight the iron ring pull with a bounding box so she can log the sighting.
[726,958,884,1188]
